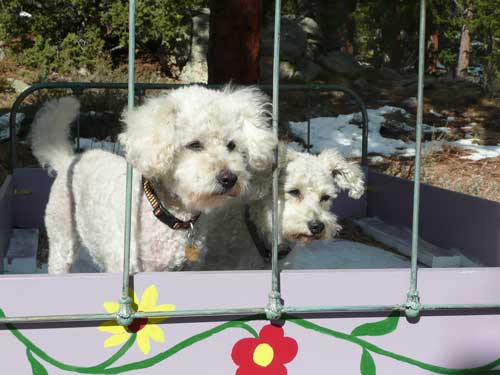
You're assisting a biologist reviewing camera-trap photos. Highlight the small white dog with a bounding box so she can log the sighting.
[196,144,365,270]
[31,86,277,273]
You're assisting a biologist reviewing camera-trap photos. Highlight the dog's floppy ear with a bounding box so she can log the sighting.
[319,149,365,199]
[118,95,178,178]
[229,87,277,171]
[277,142,300,168]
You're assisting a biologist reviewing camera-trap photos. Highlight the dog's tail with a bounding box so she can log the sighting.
[31,97,80,172]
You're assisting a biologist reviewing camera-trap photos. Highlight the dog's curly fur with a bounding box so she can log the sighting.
[193,144,365,270]
[31,86,277,273]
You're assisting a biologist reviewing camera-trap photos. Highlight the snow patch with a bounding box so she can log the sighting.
[0,112,25,141]
[288,106,499,161]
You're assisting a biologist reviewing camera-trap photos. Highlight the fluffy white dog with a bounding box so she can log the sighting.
[194,144,365,270]
[31,86,277,273]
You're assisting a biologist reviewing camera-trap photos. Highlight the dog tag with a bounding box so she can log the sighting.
[185,244,200,262]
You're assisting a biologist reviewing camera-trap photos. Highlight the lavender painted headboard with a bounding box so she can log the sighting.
[1,269,500,374]
[367,171,500,266]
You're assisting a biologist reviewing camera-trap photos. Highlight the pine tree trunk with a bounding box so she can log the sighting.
[456,7,473,79]
[340,0,357,55]
[427,32,440,74]
[207,0,262,84]
[383,0,402,68]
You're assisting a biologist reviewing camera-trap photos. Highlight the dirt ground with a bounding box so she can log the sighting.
[1,59,499,203]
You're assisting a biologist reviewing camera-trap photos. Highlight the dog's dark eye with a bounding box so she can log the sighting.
[287,189,301,198]
[332,170,341,178]
[186,141,203,151]
[320,194,331,202]
[227,140,236,151]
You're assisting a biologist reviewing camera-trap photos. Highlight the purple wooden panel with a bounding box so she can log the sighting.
[13,168,53,229]
[331,167,368,219]
[331,190,367,219]
[0,175,13,272]
[1,269,500,374]
[367,171,500,266]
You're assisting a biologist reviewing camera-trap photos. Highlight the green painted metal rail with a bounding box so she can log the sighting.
[2,304,500,325]
[7,83,369,170]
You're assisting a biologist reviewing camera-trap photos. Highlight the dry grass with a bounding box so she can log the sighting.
[371,146,500,203]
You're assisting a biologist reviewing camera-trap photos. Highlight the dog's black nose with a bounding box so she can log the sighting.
[216,170,238,189]
[307,220,325,235]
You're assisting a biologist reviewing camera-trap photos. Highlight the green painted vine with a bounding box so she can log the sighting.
[1,308,500,374]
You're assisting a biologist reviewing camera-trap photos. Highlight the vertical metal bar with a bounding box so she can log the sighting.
[75,115,81,152]
[306,93,311,153]
[117,0,136,327]
[9,112,17,170]
[265,0,283,321]
[72,88,83,152]
[405,0,426,319]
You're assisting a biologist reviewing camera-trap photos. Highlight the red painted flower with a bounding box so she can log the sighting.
[231,324,298,375]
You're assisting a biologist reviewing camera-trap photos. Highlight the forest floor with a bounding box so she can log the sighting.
[1,57,499,203]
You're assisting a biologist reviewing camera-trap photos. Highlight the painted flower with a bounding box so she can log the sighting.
[231,324,298,375]
[98,284,175,355]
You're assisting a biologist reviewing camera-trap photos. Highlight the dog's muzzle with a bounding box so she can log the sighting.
[216,169,238,190]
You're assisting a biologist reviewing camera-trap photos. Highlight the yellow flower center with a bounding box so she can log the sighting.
[253,343,274,367]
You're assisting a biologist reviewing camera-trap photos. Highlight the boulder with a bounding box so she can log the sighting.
[293,59,323,82]
[180,8,210,83]
[318,51,360,74]
[0,41,5,61]
[379,66,402,81]
[261,16,308,62]
[260,57,296,82]
[298,17,321,39]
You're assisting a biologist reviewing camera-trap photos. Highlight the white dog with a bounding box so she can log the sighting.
[31,86,277,273]
[195,144,365,270]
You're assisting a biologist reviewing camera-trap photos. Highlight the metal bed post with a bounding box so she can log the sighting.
[405,0,426,319]
[265,0,283,321]
[116,0,136,327]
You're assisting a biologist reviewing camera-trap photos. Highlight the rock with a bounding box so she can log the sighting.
[318,51,360,74]
[293,59,323,82]
[78,67,90,77]
[354,78,370,90]
[298,17,321,39]
[261,16,308,62]
[180,8,210,83]
[402,97,418,109]
[379,66,402,81]
[305,38,321,60]
[7,78,29,94]
[260,57,296,82]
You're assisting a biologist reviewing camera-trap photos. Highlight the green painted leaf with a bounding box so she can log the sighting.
[360,349,376,375]
[26,349,48,375]
[351,311,400,337]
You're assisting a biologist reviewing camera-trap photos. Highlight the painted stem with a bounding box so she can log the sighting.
[100,320,260,374]
[8,324,136,373]
[2,312,257,374]
[287,317,500,375]
[3,310,500,375]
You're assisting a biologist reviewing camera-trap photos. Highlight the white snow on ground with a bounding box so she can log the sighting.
[289,106,500,160]
[453,139,500,161]
[76,137,123,155]
[0,112,25,141]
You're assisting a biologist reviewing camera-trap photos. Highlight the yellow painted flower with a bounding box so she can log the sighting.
[98,285,175,355]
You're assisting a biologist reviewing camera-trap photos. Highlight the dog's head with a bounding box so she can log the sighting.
[277,146,365,244]
[119,85,276,212]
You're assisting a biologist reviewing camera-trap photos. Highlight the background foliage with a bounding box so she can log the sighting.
[0,0,206,76]
[1,0,500,93]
